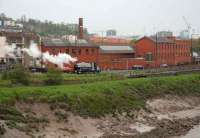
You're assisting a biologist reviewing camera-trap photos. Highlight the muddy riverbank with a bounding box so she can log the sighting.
[1,95,200,138]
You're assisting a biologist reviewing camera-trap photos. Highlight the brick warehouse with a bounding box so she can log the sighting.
[135,36,192,67]
[89,36,131,46]
[41,36,192,70]
[41,18,192,70]
[41,38,146,70]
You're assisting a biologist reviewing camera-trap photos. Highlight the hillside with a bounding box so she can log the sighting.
[0,14,88,36]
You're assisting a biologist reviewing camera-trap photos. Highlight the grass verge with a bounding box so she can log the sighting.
[0,72,125,86]
[0,74,200,117]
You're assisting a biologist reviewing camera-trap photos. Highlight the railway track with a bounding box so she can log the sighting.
[128,65,200,78]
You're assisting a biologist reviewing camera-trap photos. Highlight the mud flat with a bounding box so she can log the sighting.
[0,95,200,138]
[178,124,200,138]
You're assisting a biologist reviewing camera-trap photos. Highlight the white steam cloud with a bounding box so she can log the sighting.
[22,43,42,58]
[23,43,78,69]
[0,37,77,68]
[43,52,77,68]
[0,37,16,58]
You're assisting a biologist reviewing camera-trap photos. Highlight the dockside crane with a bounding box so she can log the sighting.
[182,16,192,37]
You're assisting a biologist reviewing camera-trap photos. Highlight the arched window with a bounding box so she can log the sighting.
[86,49,89,54]
[78,49,82,55]
[72,49,76,55]
[91,49,95,54]
[65,49,69,54]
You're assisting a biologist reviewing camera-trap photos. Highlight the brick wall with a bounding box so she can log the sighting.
[135,37,192,67]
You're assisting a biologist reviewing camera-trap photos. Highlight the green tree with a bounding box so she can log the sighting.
[2,64,30,86]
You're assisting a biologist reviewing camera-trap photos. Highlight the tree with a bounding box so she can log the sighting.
[2,64,30,86]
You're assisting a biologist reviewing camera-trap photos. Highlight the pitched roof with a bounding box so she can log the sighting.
[99,46,134,54]
[42,38,97,47]
[42,38,71,46]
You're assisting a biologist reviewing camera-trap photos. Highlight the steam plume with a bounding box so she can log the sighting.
[0,37,77,68]
[22,43,42,58]
[0,37,16,58]
[23,43,77,69]
[43,52,77,68]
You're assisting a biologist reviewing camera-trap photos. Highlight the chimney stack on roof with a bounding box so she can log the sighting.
[78,18,84,39]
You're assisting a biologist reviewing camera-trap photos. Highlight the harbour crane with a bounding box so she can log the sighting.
[182,16,192,37]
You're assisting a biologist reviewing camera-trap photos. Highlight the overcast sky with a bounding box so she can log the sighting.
[0,0,200,36]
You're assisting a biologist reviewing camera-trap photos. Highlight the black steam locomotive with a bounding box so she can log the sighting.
[74,62,101,74]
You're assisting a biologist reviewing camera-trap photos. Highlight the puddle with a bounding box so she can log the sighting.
[130,122,155,133]
[172,124,200,138]
[180,124,200,138]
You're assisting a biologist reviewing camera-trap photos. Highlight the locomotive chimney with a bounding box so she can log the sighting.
[78,18,84,39]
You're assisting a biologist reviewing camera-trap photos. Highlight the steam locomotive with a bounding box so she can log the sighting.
[74,62,101,74]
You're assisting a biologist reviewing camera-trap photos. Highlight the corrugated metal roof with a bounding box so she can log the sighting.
[42,38,94,47]
[42,39,71,46]
[100,46,134,54]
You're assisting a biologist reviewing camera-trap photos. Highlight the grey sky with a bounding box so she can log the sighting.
[0,0,200,35]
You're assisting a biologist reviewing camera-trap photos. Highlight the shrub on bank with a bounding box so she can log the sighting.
[44,68,63,85]
[2,64,30,86]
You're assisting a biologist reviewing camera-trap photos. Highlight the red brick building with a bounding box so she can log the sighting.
[89,36,131,46]
[41,38,146,70]
[41,36,192,71]
[98,46,145,70]
[135,36,192,67]
[41,39,99,69]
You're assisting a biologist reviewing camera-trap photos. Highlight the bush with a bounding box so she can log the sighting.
[45,68,63,85]
[2,64,30,86]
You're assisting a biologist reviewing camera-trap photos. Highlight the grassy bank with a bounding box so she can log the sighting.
[0,72,125,87]
[0,74,200,117]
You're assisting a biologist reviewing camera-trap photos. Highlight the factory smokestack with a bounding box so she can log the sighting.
[78,18,84,39]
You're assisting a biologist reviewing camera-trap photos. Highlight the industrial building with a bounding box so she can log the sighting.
[41,38,146,70]
[41,18,192,71]
[106,29,117,36]
[0,24,40,67]
[157,31,173,38]
[135,36,192,67]
[89,36,131,46]
[0,17,192,71]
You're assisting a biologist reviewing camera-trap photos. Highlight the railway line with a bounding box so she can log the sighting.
[128,64,200,78]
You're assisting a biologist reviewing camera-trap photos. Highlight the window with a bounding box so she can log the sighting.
[91,49,95,54]
[78,49,82,55]
[65,49,69,54]
[145,52,153,61]
[52,49,56,55]
[86,49,89,55]
[72,49,76,55]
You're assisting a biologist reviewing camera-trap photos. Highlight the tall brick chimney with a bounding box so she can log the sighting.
[78,18,84,39]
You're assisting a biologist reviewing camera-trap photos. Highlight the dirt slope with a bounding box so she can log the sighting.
[1,95,200,138]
